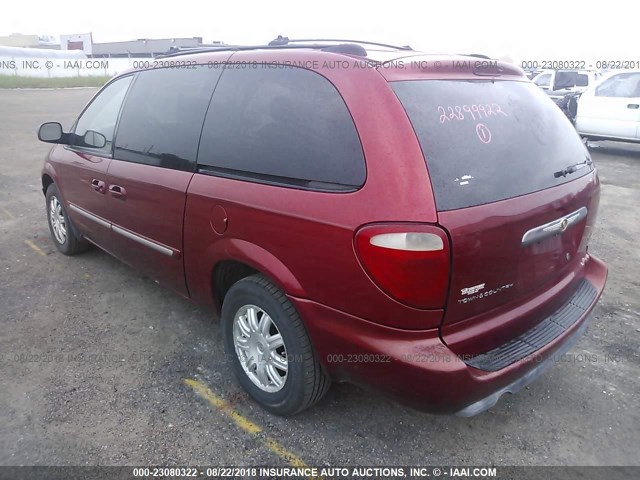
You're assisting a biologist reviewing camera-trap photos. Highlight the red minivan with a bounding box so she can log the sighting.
[37,39,607,416]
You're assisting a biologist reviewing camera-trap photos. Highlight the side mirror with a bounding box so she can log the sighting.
[82,130,107,149]
[38,123,107,149]
[38,122,64,143]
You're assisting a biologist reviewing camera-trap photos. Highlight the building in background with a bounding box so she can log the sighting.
[60,34,208,57]
[90,37,213,58]
[1,33,225,78]
[2,33,224,57]
[60,33,93,55]
[0,33,59,49]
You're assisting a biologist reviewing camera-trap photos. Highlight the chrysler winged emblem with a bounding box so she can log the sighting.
[560,218,569,232]
[521,207,588,247]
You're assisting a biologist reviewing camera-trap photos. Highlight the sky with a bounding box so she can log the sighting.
[1,0,637,63]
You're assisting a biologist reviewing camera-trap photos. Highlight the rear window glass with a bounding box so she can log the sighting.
[392,80,592,211]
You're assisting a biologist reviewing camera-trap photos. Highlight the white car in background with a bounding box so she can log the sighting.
[576,71,640,143]
[532,70,598,101]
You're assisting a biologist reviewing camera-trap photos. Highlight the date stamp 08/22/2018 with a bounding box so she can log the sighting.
[521,59,640,70]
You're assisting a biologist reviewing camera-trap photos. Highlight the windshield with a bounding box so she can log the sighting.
[391,79,592,211]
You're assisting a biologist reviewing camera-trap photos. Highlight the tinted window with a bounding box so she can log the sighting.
[553,71,586,90]
[534,74,551,87]
[114,66,222,171]
[74,75,133,154]
[596,73,640,97]
[575,73,589,87]
[197,66,365,190]
[392,80,592,211]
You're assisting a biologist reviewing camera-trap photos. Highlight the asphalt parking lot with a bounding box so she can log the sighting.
[0,88,638,467]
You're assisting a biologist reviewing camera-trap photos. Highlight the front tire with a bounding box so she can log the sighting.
[221,274,330,415]
[45,183,88,255]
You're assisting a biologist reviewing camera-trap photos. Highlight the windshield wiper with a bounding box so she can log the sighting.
[554,158,592,178]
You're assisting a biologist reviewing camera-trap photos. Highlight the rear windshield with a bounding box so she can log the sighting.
[391,80,592,211]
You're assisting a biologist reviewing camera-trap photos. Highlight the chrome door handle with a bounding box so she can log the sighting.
[91,179,106,193]
[108,184,127,199]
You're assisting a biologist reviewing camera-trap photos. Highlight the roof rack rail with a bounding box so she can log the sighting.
[268,36,413,51]
[462,53,493,60]
[157,37,412,59]
[158,43,327,58]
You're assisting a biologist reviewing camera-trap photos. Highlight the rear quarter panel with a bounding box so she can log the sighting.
[183,50,443,329]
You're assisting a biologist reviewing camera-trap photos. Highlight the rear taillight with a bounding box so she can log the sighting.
[355,224,450,309]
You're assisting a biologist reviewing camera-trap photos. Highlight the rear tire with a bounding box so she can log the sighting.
[221,274,330,415]
[45,183,88,255]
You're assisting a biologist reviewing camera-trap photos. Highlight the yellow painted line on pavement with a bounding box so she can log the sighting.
[0,205,14,220]
[262,437,310,468]
[25,239,47,257]
[184,378,318,475]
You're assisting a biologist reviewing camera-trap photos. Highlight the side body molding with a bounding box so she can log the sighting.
[67,202,179,257]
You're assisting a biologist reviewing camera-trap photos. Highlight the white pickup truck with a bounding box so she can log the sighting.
[575,70,640,143]
[532,70,600,102]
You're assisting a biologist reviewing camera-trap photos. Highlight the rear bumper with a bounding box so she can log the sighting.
[454,312,593,416]
[293,255,607,415]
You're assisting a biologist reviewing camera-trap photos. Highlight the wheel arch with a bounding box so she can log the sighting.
[42,173,55,196]
[207,238,307,310]
[41,161,58,196]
